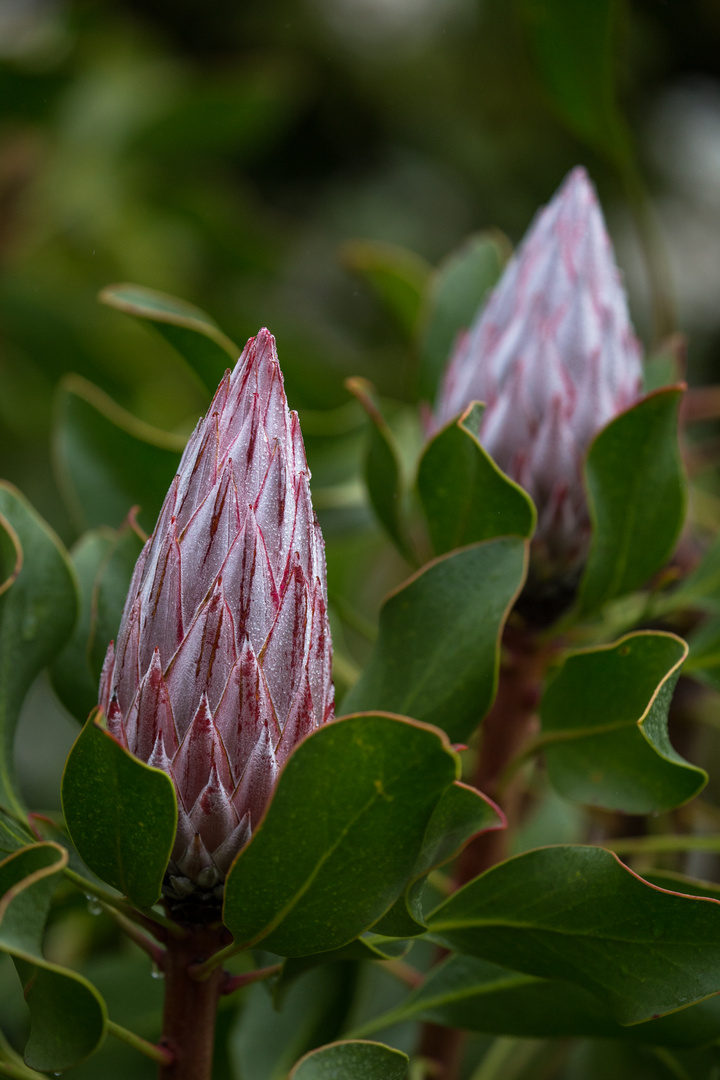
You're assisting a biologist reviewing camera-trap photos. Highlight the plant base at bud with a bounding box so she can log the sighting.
[163,869,225,925]
[159,926,230,1080]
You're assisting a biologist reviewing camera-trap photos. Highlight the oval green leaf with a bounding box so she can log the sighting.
[61,712,177,909]
[540,632,705,812]
[342,539,528,742]
[290,1040,408,1080]
[578,387,686,617]
[99,282,239,394]
[372,781,505,937]
[0,843,106,1071]
[428,845,720,1025]
[418,403,536,553]
[0,483,78,816]
[53,374,184,533]
[50,521,144,723]
[351,953,720,1048]
[223,713,458,956]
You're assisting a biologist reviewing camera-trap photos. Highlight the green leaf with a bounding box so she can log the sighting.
[277,937,408,1005]
[342,540,528,742]
[99,282,239,394]
[50,522,144,723]
[427,845,720,1025]
[0,810,32,856]
[290,1040,408,1080]
[665,535,720,613]
[540,632,705,813]
[53,374,184,534]
[577,388,686,617]
[685,613,720,689]
[520,0,633,168]
[352,953,720,1047]
[372,782,505,937]
[0,843,106,1071]
[0,483,78,816]
[231,963,359,1080]
[416,231,508,403]
[345,379,412,560]
[417,403,536,553]
[61,712,177,908]
[341,241,431,337]
[223,713,458,956]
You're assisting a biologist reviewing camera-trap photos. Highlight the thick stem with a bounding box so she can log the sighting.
[419,631,549,1080]
[455,632,548,883]
[158,927,228,1080]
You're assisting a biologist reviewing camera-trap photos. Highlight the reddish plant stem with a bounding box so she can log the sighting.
[419,630,551,1080]
[158,927,228,1080]
[455,630,549,884]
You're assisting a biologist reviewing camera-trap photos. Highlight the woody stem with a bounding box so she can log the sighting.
[418,630,548,1080]
[157,927,227,1080]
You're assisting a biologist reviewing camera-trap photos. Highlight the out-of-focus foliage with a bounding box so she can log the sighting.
[3,3,720,1079]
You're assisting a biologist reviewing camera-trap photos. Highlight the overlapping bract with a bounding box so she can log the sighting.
[99,330,334,905]
[436,166,643,577]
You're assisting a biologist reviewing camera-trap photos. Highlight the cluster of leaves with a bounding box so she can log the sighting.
[2,3,720,1080]
[0,253,716,1080]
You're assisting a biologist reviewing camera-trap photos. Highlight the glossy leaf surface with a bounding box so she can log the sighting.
[373,782,504,936]
[342,540,527,741]
[578,388,686,617]
[0,843,106,1071]
[290,1040,408,1080]
[541,632,705,812]
[223,713,458,956]
[416,231,507,403]
[0,483,77,815]
[62,712,177,908]
[99,282,239,393]
[54,374,184,533]
[418,403,535,554]
[353,953,720,1047]
[428,845,720,1025]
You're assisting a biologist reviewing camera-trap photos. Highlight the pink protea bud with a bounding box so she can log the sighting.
[435,166,643,587]
[99,329,334,916]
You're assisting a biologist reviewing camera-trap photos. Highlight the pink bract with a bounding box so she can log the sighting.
[99,329,334,909]
[436,166,644,577]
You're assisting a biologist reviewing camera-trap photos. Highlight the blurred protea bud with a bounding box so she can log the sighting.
[99,329,334,917]
[435,166,643,598]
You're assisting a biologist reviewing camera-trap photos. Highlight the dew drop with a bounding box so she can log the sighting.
[150,965,164,980]
[85,897,102,916]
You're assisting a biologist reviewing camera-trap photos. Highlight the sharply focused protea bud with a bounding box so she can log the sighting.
[435,166,643,589]
[98,329,334,916]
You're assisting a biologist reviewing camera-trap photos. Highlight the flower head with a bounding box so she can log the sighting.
[99,329,334,916]
[435,167,643,583]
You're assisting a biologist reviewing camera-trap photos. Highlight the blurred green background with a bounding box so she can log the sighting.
[3,4,720,1076]
[1,0,720,536]
[2,0,720,814]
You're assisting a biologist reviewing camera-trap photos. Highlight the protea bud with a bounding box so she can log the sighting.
[98,329,334,917]
[435,166,643,592]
